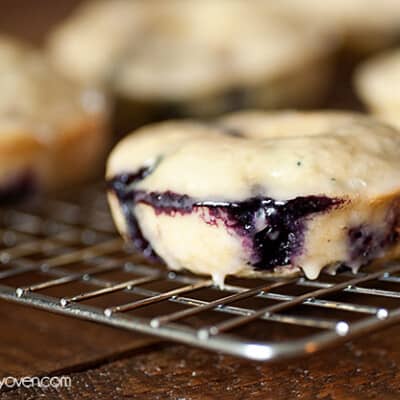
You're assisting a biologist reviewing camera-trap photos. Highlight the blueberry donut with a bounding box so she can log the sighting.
[355,49,400,128]
[48,0,335,125]
[0,37,108,202]
[106,111,400,284]
[268,0,400,53]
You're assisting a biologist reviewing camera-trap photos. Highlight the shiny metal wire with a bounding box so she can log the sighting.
[0,185,399,361]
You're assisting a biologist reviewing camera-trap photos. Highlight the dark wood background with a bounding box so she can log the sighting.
[0,1,399,399]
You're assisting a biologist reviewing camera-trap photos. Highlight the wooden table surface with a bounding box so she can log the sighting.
[1,298,400,400]
[0,1,400,399]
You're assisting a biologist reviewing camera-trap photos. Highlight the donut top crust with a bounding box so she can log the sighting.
[48,0,334,100]
[107,111,400,200]
[0,37,106,140]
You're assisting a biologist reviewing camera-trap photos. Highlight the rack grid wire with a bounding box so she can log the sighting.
[0,184,400,361]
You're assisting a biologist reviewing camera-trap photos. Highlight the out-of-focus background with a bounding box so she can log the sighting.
[1,0,399,140]
[0,0,81,44]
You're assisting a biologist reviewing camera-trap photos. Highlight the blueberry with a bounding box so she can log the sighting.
[348,205,400,265]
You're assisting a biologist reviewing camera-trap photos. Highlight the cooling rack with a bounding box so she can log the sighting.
[0,184,400,361]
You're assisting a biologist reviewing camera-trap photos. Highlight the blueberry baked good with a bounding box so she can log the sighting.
[355,49,400,128]
[48,0,335,125]
[107,111,400,284]
[268,0,400,53]
[0,36,108,202]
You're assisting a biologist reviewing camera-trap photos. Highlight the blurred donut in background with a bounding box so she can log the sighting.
[47,0,338,130]
[266,0,400,54]
[0,36,109,202]
[355,48,400,129]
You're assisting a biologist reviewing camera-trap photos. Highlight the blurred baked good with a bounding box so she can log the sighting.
[355,49,400,128]
[0,36,108,202]
[267,0,400,53]
[48,0,336,125]
[107,111,400,284]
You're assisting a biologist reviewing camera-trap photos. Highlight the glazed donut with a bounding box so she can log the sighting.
[106,111,400,284]
[0,36,109,202]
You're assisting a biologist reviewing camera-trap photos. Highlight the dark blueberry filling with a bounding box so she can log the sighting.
[0,172,36,205]
[108,171,343,270]
[134,190,196,215]
[348,203,400,266]
[108,167,154,202]
[348,226,380,261]
[108,168,159,260]
[242,196,342,269]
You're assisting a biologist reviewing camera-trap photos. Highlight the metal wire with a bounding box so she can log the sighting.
[0,184,400,361]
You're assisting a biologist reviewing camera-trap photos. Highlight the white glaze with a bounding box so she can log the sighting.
[108,112,400,200]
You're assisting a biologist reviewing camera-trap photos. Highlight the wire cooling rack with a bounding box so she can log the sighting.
[0,184,400,361]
